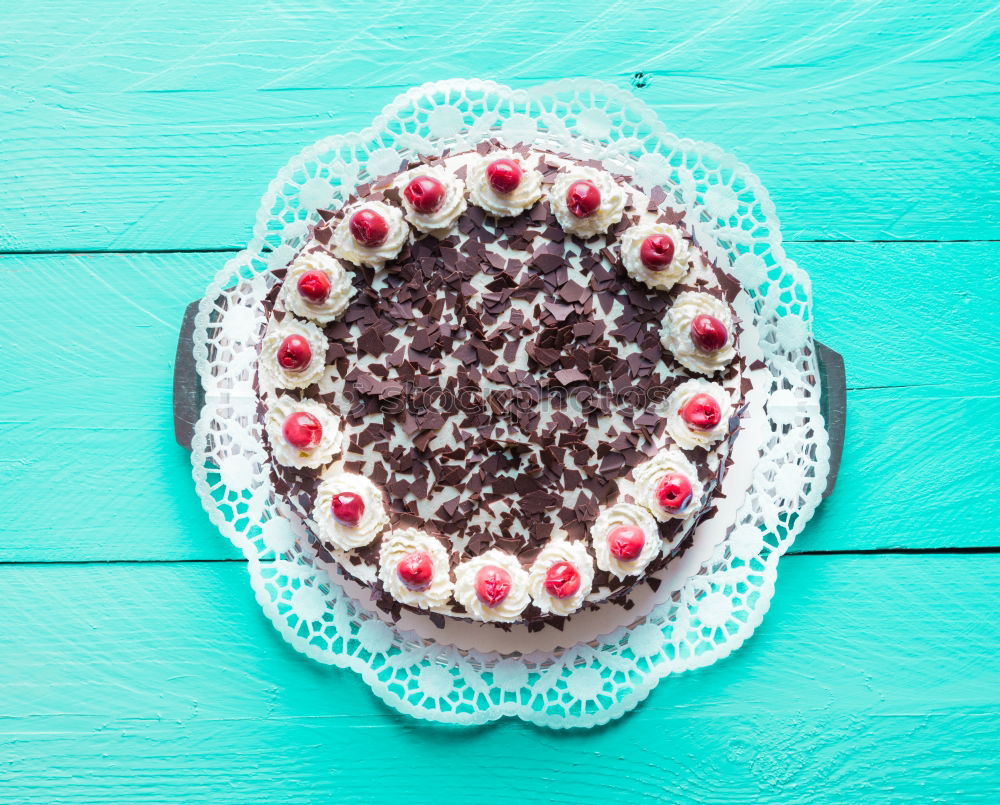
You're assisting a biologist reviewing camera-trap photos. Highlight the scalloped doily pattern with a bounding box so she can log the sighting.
[191,79,830,728]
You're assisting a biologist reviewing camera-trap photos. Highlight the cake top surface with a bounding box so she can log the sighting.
[257,141,750,625]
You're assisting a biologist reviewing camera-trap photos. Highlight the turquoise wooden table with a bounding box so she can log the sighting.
[2,1,998,801]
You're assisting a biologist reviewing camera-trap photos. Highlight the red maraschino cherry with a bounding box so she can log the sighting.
[543,561,581,599]
[691,314,728,351]
[397,550,434,591]
[565,180,601,218]
[349,208,390,248]
[276,334,312,372]
[296,270,332,304]
[486,158,523,194]
[639,234,676,271]
[681,393,722,430]
[475,565,512,607]
[656,473,693,513]
[607,525,645,561]
[404,176,446,214]
[331,492,365,527]
[281,412,323,450]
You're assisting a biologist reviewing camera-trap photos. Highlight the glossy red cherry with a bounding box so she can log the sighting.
[331,492,365,527]
[543,561,581,599]
[691,314,728,351]
[397,550,434,591]
[639,234,676,271]
[281,411,323,450]
[565,180,601,218]
[681,393,722,430]
[296,270,332,304]
[276,334,312,372]
[486,158,523,194]
[404,176,446,214]
[475,565,512,607]
[607,525,645,561]
[348,208,390,248]
[656,473,694,512]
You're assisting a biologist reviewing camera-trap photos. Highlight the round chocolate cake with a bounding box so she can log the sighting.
[257,140,754,626]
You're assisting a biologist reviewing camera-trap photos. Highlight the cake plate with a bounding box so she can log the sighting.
[175,79,845,728]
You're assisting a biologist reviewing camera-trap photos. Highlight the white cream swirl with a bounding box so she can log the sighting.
[527,539,594,617]
[395,164,467,236]
[466,151,543,217]
[665,378,732,450]
[280,250,356,323]
[260,316,328,390]
[632,448,704,522]
[620,222,692,291]
[378,528,453,610]
[453,549,530,623]
[549,166,625,238]
[332,201,409,267]
[264,395,344,470]
[591,503,661,580]
[661,291,737,375]
[314,470,389,550]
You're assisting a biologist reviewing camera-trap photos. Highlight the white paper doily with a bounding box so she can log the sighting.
[190,79,830,728]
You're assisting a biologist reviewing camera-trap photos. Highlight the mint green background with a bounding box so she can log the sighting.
[2,1,999,801]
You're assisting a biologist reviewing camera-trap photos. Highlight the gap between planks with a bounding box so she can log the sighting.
[5,239,1000,257]
[1,546,998,567]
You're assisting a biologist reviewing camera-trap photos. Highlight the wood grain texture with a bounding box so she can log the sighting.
[1,556,997,803]
[2,0,998,251]
[2,247,997,561]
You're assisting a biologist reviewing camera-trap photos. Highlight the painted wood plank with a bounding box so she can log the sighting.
[2,247,998,561]
[2,0,997,251]
[808,382,1000,552]
[809,242,1000,391]
[0,252,236,560]
[0,556,997,802]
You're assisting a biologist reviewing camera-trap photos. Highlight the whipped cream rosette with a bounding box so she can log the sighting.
[662,291,737,375]
[332,200,409,268]
[259,316,328,390]
[264,395,344,470]
[378,528,453,610]
[665,378,733,450]
[467,150,543,217]
[395,164,467,236]
[590,503,662,580]
[314,470,390,551]
[631,448,704,522]
[279,250,355,324]
[527,539,594,617]
[548,165,625,237]
[619,222,692,291]
[453,549,531,623]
